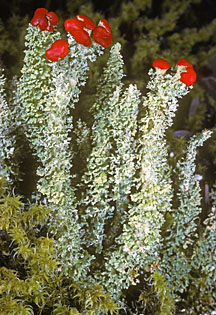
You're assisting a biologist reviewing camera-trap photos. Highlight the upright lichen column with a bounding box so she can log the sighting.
[79,43,126,253]
[43,36,104,279]
[100,66,191,297]
[19,23,104,279]
[0,68,17,184]
[161,129,212,293]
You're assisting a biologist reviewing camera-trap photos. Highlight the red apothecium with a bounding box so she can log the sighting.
[92,19,112,48]
[31,9,48,31]
[180,67,197,86]
[72,29,92,47]
[64,16,94,46]
[64,18,85,35]
[31,8,59,32]
[177,58,193,69]
[177,58,197,86]
[45,39,69,61]
[76,15,95,30]
[100,19,112,33]
[34,8,48,16]
[152,58,170,70]
[46,25,54,32]
[46,11,59,26]
[64,15,112,48]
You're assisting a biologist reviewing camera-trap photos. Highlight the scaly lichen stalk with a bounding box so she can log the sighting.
[44,36,104,280]
[19,24,104,279]
[0,68,17,184]
[191,205,216,292]
[78,43,126,254]
[100,67,190,297]
[161,129,212,293]
[18,25,60,149]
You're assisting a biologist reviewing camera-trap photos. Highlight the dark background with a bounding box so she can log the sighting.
[0,0,216,23]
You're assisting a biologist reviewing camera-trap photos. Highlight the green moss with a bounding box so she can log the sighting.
[0,179,119,314]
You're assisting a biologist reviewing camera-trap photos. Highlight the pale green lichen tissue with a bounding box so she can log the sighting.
[161,130,212,292]
[0,21,215,313]
[17,24,105,279]
[90,65,207,298]
[0,68,18,184]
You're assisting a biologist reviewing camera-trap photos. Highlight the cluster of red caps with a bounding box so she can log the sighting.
[152,58,197,86]
[30,8,112,62]
[31,8,59,32]
[64,15,112,48]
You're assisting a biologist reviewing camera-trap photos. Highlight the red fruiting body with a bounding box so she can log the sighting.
[31,8,59,32]
[72,29,92,47]
[177,58,193,69]
[46,11,59,26]
[46,25,54,32]
[76,15,95,30]
[34,8,48,16]
[64,18,84,35]
[45,39,69,61]
[31,15,48,31]
[92,25,112,48]
[64,17,93,46]
[180,67,197,86]
[100,19,112,33]
[152,58,170,70]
